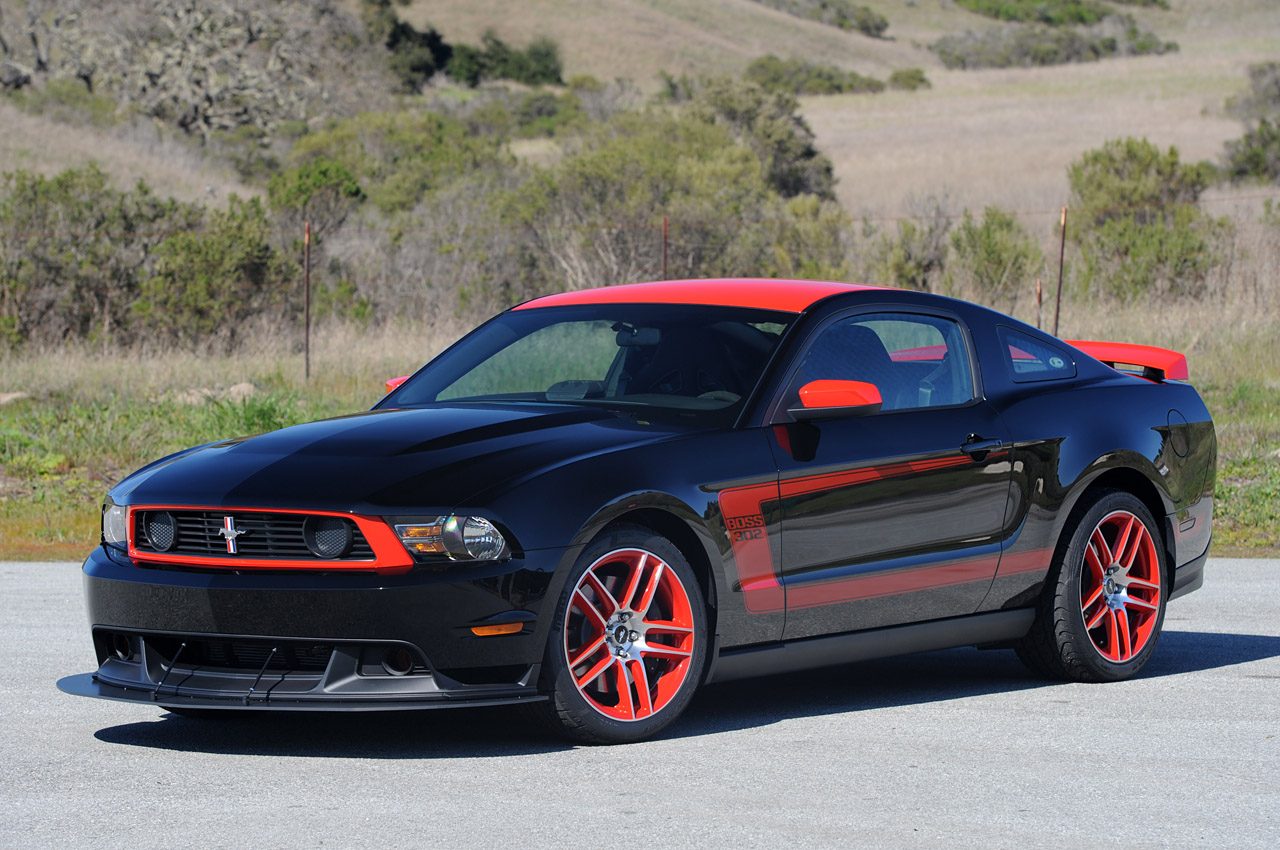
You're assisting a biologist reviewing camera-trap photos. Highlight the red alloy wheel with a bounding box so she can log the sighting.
[562,548,697,722]
[1079,510,1163,663]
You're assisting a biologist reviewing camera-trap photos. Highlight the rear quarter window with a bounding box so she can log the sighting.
[999,327,1077,383]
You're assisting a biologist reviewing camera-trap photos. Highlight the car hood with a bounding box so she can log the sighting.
[112,403,689,513]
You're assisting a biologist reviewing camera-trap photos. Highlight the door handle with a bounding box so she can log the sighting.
[961,436,1005,459]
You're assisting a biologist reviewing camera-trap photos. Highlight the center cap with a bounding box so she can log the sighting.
[613,624,630,644]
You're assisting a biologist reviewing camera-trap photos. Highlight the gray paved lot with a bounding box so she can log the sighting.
[1,559,1276,848]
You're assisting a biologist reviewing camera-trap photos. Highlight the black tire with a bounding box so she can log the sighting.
[529,524,709,744]
[1016,489,1169,682]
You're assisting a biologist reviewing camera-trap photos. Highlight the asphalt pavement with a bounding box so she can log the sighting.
[1,559,1276,848]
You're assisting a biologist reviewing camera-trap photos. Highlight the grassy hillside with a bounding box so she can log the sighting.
[402,0,959,82]
[0,101,253,203]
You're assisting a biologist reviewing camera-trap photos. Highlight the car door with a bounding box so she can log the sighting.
[769,309,1013,640]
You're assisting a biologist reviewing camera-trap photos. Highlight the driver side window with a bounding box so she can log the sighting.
[789,313,975,412]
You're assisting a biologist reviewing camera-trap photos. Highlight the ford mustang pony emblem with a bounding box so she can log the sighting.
[218,516,246,554]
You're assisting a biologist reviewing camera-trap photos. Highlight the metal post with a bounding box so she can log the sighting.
[1053,206,1067,337]
[303,220,312,382]
[661,215,669,280]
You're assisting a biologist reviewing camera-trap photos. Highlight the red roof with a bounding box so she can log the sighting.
[514,278,879,313]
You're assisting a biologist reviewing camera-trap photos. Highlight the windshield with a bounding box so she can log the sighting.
[383,304,795,424]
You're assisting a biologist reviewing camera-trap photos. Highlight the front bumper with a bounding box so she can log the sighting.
[63,545,573,710]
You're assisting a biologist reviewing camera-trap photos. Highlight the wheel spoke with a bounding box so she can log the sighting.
[581,571,620,618]
[569,634,606,668]
[572,589,608,631]
[1086,605,1108,630]
[1084,542,1106,582]
[629,660,653,718]
[642,619,693,634]
[640,642,691,659]
[619,552,648,612]
[613,660,635,720]
[1125,596,1158,613]
[574,654,613,689]
[1082,585,1104,611]
[1115,610,1133,661]
[1121,524,1148,570]
[634,559,666,616]
[1112,516,1135,570]
[1127,576,1159,591]
[1091,527,1114,568]
[1104,609,1121,661]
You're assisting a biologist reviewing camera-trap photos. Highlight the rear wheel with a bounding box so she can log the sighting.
[1016,490,1167,682]
[531,525,707,744]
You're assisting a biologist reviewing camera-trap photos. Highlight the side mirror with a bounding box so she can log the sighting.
[788,380,882,421]
[385,375,410,394]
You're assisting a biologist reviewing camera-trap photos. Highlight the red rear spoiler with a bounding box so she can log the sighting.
[1066,340,1188,382]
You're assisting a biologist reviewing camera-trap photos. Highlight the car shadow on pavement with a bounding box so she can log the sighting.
[90,628,1278,755]
[674,629,1280,738]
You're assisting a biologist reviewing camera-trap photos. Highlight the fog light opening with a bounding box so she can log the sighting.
[111,633,134,662]
[382,647,415,677]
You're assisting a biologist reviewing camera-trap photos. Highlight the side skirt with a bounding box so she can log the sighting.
[707,608,1035,684]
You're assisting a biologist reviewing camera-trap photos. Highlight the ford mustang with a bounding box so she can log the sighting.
[59,279,1216,743]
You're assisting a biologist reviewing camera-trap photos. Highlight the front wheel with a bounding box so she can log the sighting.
[1016,490,1168,682]
[531,525,708,744]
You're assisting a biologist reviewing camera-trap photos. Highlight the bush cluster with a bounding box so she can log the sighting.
[0,165,300,350]
[745,56,885,96]
[746,0,889,38]
[1221,63,1280,184]
[955,0,1109,27]
[447,31,564,88]
[1068,138,1229,299]
[887,68,931,91]
[948,207,1043,309]
[933,14,1176,69]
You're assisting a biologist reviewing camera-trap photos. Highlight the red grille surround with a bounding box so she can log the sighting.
[126,505,413,574]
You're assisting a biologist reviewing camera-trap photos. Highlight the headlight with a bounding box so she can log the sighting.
[394,515,510,562]
[102,501,128,548]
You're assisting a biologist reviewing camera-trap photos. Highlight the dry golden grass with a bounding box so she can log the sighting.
[0,101,253,202]
[405,0,953,84]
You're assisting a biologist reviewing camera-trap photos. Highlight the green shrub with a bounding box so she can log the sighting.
[745,55,885,96]
[948,207,1043,307]
[745,1,889,38]
[286,111,506,213]
[1225,62,1280,122]
[447,31,564,87]
[955,0,1108,27]
[932,15,1176,69]
[1068,138,1229,298]
[870,197,953,292]
[134,196,295,349]
[688,77,836,199]
[6,78,119,126]
[1223,119,1280,184]
[501,109,852,295]
[887,68,931,91]
[360,0,453,92]
[0,165,199,348]
[267,158,365,237]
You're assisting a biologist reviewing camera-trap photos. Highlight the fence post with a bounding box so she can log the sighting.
[1035,278,1043,329]
[662,215,669,280]
[1053,206,1067,337]
[303,220,312,382]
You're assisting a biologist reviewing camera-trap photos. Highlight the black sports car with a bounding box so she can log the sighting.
[60,279,1216,743]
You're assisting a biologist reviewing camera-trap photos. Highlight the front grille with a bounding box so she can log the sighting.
[148,635,335,673]
[134,510,374,561]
